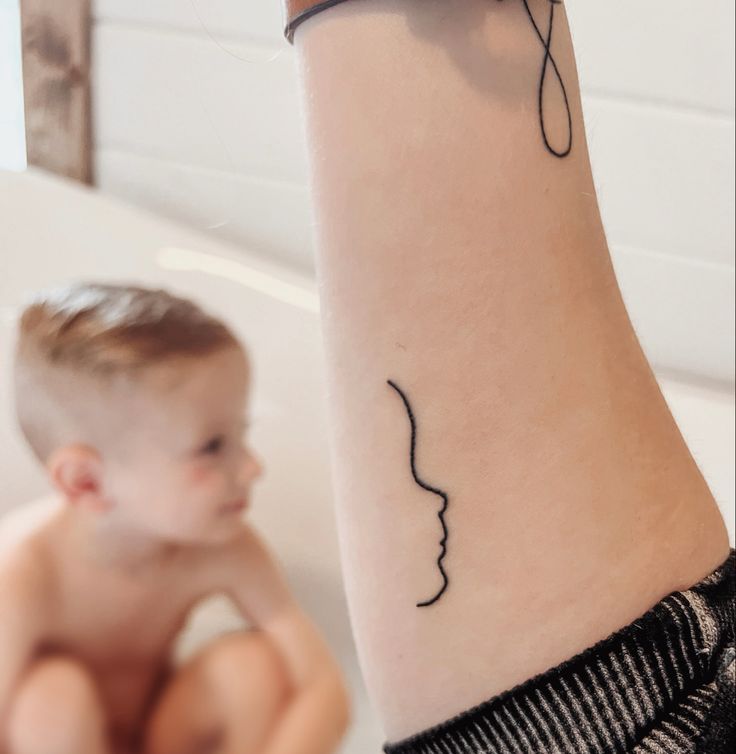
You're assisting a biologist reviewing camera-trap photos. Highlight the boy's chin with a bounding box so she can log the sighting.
[148,518,244,547]
[185,521,244,546]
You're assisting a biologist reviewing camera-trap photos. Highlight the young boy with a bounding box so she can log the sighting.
[0,282,351,754]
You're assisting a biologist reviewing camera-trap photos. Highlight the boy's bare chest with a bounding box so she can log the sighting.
[36,551,228,736]
[44,558,212,668]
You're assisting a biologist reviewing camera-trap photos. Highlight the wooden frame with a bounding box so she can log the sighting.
[19,0,92,184]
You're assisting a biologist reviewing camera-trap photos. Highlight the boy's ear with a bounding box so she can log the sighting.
[46,444,112,512]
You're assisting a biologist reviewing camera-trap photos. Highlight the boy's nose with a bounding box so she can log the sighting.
[241,448,264,483]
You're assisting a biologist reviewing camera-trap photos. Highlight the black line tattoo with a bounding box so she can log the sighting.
[387,379,450,608]
[499,0,572,158]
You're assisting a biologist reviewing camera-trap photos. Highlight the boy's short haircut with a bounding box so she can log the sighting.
[13,282,241,462]
[16,282,239,374]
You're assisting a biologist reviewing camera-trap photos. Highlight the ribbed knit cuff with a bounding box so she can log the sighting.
[383,548,735,754]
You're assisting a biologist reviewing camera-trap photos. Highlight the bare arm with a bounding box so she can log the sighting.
[289,0,730,742]
[222,525,351,754]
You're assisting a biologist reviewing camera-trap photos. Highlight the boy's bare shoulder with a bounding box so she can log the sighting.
[0,498,55,679]
[0,494,58,606]
[212,521,275,570]
[189,521,288,594]
[190,521,301,630]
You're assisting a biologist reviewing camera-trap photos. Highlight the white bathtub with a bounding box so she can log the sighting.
[0,167,733,752]
[0,166,385,751]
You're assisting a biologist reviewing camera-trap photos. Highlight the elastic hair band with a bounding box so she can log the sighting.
[283,0,354,44]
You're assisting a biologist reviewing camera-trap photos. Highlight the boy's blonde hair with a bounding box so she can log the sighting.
[13,282,241,463]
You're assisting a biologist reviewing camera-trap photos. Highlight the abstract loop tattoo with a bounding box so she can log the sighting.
[387,379,450,608]
[499,0,573,158]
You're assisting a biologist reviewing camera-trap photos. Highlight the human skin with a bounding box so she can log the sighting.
[288,0,731,741]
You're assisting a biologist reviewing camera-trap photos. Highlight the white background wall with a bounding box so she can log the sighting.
[90,0,735,387]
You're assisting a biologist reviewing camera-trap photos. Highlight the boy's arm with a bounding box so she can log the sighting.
[0,552,46,749]
[221,524,351,754]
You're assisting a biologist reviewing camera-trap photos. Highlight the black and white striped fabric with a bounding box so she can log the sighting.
[383,548,735,754]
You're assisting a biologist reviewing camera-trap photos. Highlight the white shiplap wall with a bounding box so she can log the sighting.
[91,0,735,385]
[0,0,26,171]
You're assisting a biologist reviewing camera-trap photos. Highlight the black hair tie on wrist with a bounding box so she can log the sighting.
[284,0,353,44]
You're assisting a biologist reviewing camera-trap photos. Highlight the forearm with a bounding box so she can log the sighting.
[292,0,730,742]
[259,668,350,754]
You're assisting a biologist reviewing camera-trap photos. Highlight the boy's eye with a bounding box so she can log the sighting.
[201,435,225,454]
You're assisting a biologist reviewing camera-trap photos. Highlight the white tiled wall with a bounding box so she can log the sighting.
[91,0,735,385]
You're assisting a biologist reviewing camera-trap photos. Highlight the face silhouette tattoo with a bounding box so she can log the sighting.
[387,379,450,608]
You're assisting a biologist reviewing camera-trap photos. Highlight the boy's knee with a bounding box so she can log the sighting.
[6,656,105,752]
[144,632,292,754]
[200,630,292,705]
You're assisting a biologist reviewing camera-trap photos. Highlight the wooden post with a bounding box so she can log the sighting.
[19,0,92,184]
